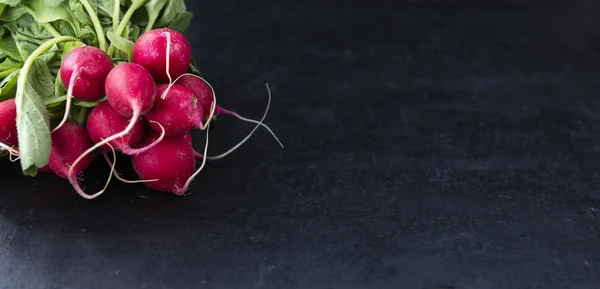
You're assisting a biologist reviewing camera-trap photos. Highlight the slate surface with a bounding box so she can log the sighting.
[1,1,600,288]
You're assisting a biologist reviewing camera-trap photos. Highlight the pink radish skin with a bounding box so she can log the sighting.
[106,63,156,118]
[132,132,195,194]
[0,99,17,147]
[48,122,96,180]
[68,63,162,199]
[60,46,113,101]
[145,84,203,137]
[86,101,146,154]
[175,75,281,148]
[132,28,191,83]
[53,46,113,133]
[0,99,19,158]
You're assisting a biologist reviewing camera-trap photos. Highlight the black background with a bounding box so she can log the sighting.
[1,0,600,288]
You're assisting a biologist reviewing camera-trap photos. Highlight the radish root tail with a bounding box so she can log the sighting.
[68,107,142,199]
[203,83,273,161]
[175,108,212,196]
[218,108,284,148]
[53,69,81,133]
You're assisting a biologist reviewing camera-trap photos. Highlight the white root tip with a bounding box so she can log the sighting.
[175,117,211,195]
[52,69,80,133]
[202,83,273,161]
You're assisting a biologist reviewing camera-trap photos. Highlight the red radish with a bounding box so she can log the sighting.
[175,74,283,148]
[48,122,96,180]
[87,101,159,155]
[144,84,203,137]
[131,132,195,194]
[0,99,18,148]
[46,121,111,199]
[132,28,191,83]
[106,63,156,118]
[67,63,161,199]
[54,46,113,132]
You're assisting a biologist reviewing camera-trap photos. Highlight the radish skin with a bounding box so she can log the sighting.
[131,132,195,194]
[0,99,19,158]
[68,63,163,199]
[145,84,203,137]
[132,28,191,84]
[175,74,283,148]
[55,46,113,132]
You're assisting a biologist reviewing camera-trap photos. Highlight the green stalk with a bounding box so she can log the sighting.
[42,23,62,38]
[17,36,78,98]
[76,107,87,124]
[79,0,107,51]
[107,0,145,57]
[112,0,120,33]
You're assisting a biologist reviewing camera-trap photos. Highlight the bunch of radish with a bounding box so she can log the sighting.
[0,28,282,199]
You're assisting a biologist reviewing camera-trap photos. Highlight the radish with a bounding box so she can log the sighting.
[0,99,19,157]
[54,46,113,132]
[48,122,96,180]
[144,84,203,137]
[175,75,283,148]
[132,28,191,84]
[67,62,161,199]
[131,132,196,194]
[86,101,163,155]
[47,121,114,198]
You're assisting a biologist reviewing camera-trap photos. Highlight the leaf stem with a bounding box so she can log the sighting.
[112,0,120,33]
[79,0,107,51]
[42,23,62,38]
[107,0,145,57]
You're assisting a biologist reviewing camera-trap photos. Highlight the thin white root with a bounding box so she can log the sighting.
[226,110,284,148]
[101,142,118,192]
[102,149,158,184]
[176,116,211,195]
[53,69,80,133]
[0,142,20,156]
[68,107,141,199]
[203,83,273,161]
[159,32,174,100]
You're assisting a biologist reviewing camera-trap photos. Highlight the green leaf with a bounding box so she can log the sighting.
[0,34,21,60]
[167,11,192,33]
[0,5,25,21]
[0,4,5,15]
[155,0,186,28]
[0,69,18,101]
[28,59,55,99]
[60,40,85,59]
[106,30,134,61]
[42,0,66,7]
[0,0,22,7]
[19,81,51,176]
[22,0,80,35]
[0,55,20,70]
[144,0,166,31]
[15,35,77,176]
[74,96,106,107]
